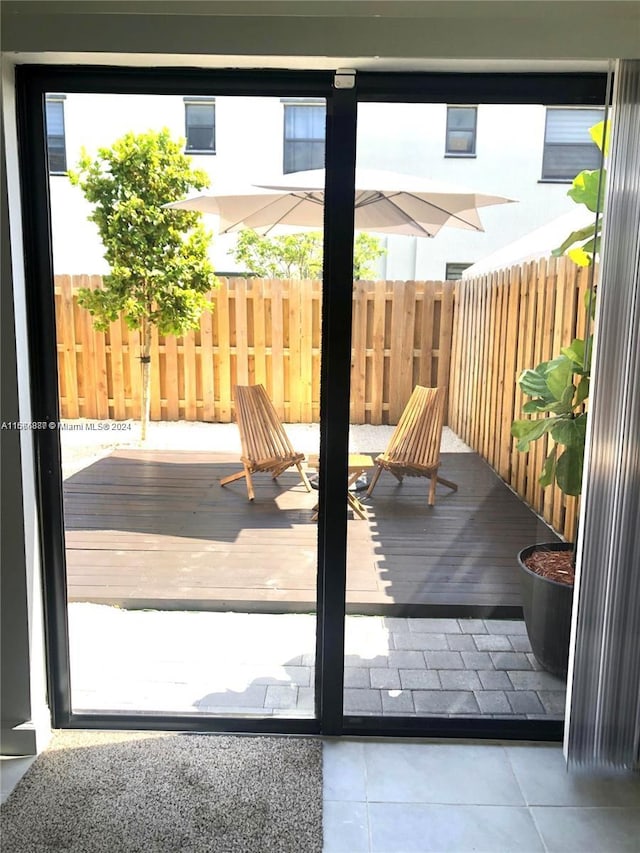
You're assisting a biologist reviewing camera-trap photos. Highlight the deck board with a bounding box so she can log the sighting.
[63,450,558,617]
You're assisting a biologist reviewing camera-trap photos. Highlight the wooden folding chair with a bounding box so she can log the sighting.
[366,385,458,506]
[220,384,312,501]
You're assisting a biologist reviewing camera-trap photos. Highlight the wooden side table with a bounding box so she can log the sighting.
[307,453,376,520]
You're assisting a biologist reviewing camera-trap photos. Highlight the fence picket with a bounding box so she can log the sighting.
[270,280,285,420]
[215,279,231,422]
[108,312,126,420]
[312,280,322,422]
[183,328,197,421]
[437,281,454,418]
[300,280,315,423]
[164,334,179,420]
[419,282,434,387]
[287,279,301,422]
[252,279,267,391]
[200,296,215,422]
[500,265,521,482]
[370,279,387,424]
[57,276,79,419]
[350,280,368,424]
[150,326,161,421]
[235,278,249,388]
[128,323,142,421]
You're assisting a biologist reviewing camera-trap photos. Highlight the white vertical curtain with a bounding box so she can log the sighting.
[565,59,640,770]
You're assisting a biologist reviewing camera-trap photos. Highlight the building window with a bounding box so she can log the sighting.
[184,99,215,153]
[45,97,67,174]
[445,262,472,280]
[283,103,325,173]
[445,106,477,156]
[541,108,605,181]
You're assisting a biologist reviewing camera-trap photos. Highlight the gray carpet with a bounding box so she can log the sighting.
[0,730,323,853]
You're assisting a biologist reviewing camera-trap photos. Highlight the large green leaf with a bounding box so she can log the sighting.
[511,417,556,452]
[568,169,606,214]
[561,338,586,369]
[550,413,587,448]
[576,375,590,406]
[589,120,610,156]
[556,445,585,496]
[544,355,574,401]
[539,445,558,488]
[522,398,558,414]
[557,383,579,414]
[518,365,554,400]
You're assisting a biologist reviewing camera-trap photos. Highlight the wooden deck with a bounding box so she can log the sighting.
[63,449,558,617]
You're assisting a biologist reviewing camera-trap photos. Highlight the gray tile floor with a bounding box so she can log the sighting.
[323,740,640,852]
[5,739,638,851]
[0,739,640,853]
[68,606,566,719]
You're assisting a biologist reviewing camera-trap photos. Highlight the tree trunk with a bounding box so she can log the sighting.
[140,319,152,441]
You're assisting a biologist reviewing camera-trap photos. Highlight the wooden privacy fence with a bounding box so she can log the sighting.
[448,255,593,541]
[54,275,454,427]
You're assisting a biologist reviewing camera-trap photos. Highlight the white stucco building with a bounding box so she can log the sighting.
[47,93,603,279]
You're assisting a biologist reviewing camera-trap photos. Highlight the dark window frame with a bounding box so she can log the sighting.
[445,105,477,157]
[184,97,216,154]
[445,262,473,280]
[45,95,67,174]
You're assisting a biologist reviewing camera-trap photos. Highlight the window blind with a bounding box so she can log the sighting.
[565,60,640,771]
[545,108,604,142]
[45,99,66,173]
[542,108,605,180]
[283,104,325,174]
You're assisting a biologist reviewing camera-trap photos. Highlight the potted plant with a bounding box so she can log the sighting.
[510,120,609,677]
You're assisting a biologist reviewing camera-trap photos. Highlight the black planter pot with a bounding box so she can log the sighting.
[517,542,574,678]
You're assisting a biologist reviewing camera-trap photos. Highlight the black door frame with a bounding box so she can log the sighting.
[16,64,607,739]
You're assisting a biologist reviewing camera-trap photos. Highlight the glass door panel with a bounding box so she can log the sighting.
[344,100,604,722]
[48,91,324,718]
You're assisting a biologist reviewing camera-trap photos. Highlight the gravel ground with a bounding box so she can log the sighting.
[59,419,471,479]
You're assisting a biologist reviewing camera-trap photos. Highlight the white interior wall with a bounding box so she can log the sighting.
[1,60,51,755]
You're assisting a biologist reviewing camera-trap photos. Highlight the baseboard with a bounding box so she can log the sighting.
[1,711,51,757]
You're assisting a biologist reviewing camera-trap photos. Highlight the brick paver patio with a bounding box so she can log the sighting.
[69,606,566,720]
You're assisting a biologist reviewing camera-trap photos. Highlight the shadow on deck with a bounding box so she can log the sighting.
[63,449,558,618]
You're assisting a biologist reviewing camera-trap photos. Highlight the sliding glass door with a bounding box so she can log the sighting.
[19,67,346,733]
[18,65,607,738]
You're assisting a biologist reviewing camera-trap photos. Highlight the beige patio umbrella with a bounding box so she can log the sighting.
[165,168,516,237]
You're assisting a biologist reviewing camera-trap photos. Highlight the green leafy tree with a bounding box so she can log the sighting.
[69,128,217,440]
[232,230,386,280]
[512,120,609,498]
[352,232,387,280]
